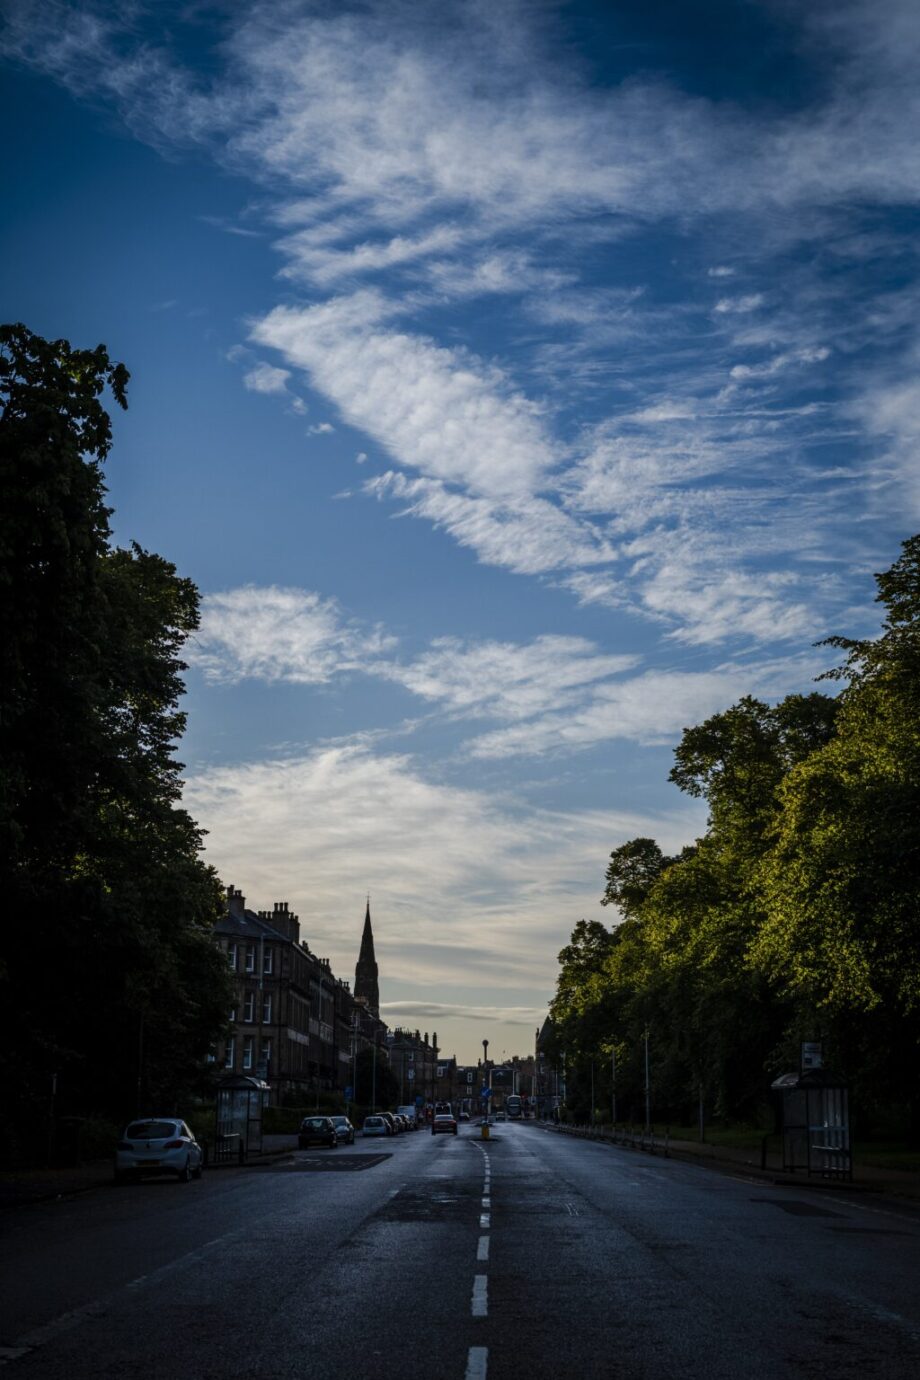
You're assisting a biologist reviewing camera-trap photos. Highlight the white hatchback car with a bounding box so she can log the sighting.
[115,1118,204,1184]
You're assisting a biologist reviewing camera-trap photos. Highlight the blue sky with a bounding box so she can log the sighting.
[3,0,917,1063]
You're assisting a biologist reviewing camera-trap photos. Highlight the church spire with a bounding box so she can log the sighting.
[354,897,379,1015]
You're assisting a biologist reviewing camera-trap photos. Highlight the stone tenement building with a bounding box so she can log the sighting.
[214,887,386,1105]
[387,1027,439,1107]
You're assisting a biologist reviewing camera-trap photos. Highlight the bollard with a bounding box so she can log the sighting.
[481,1123,490,1141]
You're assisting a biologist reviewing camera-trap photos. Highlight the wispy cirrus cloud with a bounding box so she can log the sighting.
[191,585,394,685]
[6,0,917,649]
[377,636,639,722]
[466,652,831,760]
[250,291,557,500]
[242,362,291,395]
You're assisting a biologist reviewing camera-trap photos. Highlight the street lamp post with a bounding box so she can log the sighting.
[644,1027,651,1132]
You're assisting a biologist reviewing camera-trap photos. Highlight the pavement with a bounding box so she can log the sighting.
[546,1121,920,1204]
[0,1134,299,1211]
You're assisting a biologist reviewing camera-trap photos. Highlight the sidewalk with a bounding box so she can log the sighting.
[542,1123,920,1205]
[0,1135,297,1211]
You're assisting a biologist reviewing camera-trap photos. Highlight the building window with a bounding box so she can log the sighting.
[227,943,238,970]
[261,1038,273,1071]
[262,993,273,1024]
[243,1036,254,1070]
[226,1037,236,1070]
[408,1051,415,1063]
[243,991,255,1023]
[263,946,274,976]
[229,1005,237,1023]
[244,944,256,973]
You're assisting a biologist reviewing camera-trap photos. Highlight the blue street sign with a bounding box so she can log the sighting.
[344,1086,353,1100]
[481,1086,491,1098]
[415,1095,423,1105]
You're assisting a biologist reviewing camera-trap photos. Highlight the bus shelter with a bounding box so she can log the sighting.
[771,1068,851,1181]
[213,1074,269,1164]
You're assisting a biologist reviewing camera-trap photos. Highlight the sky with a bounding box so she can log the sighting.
[2,0,918,1064]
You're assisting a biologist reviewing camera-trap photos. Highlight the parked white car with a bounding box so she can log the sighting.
[362,1115,389,1137]
[115,1118,204,1184]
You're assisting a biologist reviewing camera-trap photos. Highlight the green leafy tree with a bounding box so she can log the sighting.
[0,325,232,1156]
[354,1047,400,1109]
[754,536,920,1133]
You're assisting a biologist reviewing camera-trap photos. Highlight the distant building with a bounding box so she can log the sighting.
[214,887,395,1106]
[387,1027,439,1107]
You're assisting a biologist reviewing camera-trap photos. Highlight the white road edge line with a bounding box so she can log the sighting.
[466,1346,488,1380]
[472,1275,489,1318]
[477,1235,490,1261]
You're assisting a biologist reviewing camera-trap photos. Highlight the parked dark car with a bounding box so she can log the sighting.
[330,1115,355,1145]
[298,1116,338,1149]
[431,1113,458,1136]
[378,1112,397,1135]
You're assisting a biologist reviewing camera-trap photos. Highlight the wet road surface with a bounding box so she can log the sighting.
[2,1122,920,1378]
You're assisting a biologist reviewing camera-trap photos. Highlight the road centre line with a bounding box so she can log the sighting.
[471,1275,489,1318]
[477,1235,490,1261]
[481,1196,490,1207]
[465,1346,488,1380]
[480,1212,490,1228]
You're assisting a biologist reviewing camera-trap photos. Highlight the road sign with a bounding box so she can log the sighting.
[480,1086,491,1098]
[801,1042,823,1071]
[344,1085,353,1100]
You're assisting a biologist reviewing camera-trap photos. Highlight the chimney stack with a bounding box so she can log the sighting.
[227,885,246,919]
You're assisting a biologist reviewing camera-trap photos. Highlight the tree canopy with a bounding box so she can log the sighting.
[550,537,920,1137]
[0,325,232,1159]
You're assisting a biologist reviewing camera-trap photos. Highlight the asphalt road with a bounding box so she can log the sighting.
[2,1123,920,1378]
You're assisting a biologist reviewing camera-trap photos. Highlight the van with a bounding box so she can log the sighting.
[396,1104,419,1128]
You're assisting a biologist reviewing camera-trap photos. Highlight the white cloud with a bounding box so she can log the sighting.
[379,635,639,721]
[729,347,830,381]
[6,0,915,653]
[242,362,291,395]
[383,1001,547,1027]
[190,585,393,685]
[308,422,335,435]
[366,472,614,576]
[467,653,830,759]
[251,293,556,500]
[182,742,704,1000]
[714,294,765,315]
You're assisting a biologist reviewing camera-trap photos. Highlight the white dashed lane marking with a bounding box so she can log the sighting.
[471,1274,489,1318]
[477,1235,490,1261]
[466,1346,488,1379]
[479,1213,490,1228]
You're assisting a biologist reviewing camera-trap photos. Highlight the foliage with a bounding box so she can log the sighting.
[550,541,920,1136]
[0,324,233,1159]
[353,1047,400,1108]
